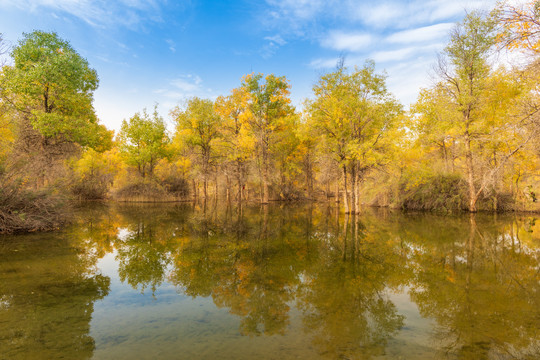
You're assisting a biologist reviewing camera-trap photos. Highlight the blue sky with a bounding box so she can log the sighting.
[0,0,503,132]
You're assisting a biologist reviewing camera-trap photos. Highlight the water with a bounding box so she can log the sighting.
[0,202,538,359]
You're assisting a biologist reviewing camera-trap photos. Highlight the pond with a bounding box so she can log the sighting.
[0,202,539,359]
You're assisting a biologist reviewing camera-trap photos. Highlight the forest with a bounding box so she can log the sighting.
[0,4,539,233]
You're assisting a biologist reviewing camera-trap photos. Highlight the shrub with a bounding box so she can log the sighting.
[70,178,110,200]
[113,180,173,202]
[0,177,69,233]
[70,148,119,200]
[160,175,190,196]
[399,173,468,212]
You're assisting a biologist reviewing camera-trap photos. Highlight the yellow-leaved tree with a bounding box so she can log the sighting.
[307,60,402,213]
[240,73,294,204]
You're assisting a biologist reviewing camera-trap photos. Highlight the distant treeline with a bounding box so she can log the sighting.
[1,3,539,232]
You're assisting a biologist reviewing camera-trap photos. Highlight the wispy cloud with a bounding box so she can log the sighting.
[309,57,341,69]
[0,0,165,29]
[264,34,287,46]
[266,0,326,21]
[371,43,445,63]
[358,1,490,29]
[294,0,496,108]
[165,39,176,53]
[386,23,453,44]
[152,74,216,104]
[320,31,372,52]
[263,0,494,33]
[170,74,203,93]
[261,34,287,58]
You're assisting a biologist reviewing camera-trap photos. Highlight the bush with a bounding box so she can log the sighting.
[273,183,304,201]
[70,148,118,200]
[0,177,69,233]
[160,175,190,196]
[399,173,467,212]
[71,177,111,200]
[113,180,173,202]
[476,191,515,212]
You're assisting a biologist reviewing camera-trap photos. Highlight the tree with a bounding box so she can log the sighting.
[2,31,101,147]
[215,88,255,201]
[241,73,294,204]
[118,106,169,178]
[272,113,303,200]
[308,60,401,213]
[428,11,539,212]
[296,115,322,200]
[172,97,222,199]
[494,1,540,53]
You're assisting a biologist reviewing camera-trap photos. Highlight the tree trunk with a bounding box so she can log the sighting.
[226,174,230,202]
[215,173,219,199]
[262,151,269,204]
[442,140,449,172]
[451,140,456,172]
[326,180,330,200]
[350,164,356,214]
[305,154,313,200]
[238,178,243,202]
[465,133,478,212]
[354,170,360,213]
[335,168,340,203]
[342,164,349,213]
[237,159,244,202]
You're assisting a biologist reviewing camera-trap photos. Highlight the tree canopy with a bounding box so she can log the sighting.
[3,31,101,147]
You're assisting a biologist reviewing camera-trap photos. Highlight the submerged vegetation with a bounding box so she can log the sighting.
[1,3,540,232]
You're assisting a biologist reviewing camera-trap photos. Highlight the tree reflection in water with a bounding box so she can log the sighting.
[83,203,540,359]
[2,202,538,359]
[0,231,110,359]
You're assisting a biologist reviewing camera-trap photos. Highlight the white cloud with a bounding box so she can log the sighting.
[265,0,326,20]
[358,3,404,28]
[383,58,435,107]
[165,39,176,53]
[264,0,497,32]
[0,0,164,29]
[264,35,287,46]
[321,31,372,52]
[260,34,287,58]
[386,23,453,44]
[170,74,203,93]
[370,48,417,63]
[371,43,445,63]
[309,57,341,69]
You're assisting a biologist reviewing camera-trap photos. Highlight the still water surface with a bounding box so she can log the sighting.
[0,203,539,359]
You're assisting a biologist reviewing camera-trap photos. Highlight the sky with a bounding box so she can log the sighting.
[0,0,508,132]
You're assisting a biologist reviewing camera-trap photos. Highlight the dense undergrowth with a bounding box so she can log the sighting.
[0,177,69,234]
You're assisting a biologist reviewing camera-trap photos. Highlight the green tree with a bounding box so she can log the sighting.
[118,106,169,178]
[2,31,101,147]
